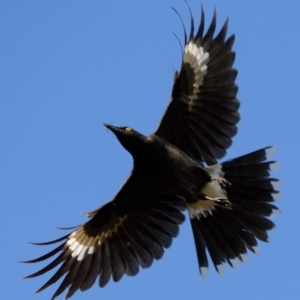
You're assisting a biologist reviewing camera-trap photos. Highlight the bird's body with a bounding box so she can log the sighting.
[125,131,210,199]
[23,5,281,300]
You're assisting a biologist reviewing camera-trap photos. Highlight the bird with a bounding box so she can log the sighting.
[22,4,281,300]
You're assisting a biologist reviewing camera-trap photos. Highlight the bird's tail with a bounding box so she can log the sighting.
[188,146,281,278]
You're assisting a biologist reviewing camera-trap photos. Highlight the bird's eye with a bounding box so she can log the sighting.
[125,127,132,132]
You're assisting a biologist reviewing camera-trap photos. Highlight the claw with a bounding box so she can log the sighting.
[205,196,232,208]
[211,177,231,191]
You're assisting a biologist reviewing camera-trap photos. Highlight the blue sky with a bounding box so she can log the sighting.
[1,0,299,299]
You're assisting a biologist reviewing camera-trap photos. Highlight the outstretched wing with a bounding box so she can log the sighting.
[154,7,240,166]
[22,172,185,299]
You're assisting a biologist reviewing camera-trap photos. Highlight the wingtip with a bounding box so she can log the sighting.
[27,241,44,246]
[34,287,43,294]
[171,5,187,44]
[212,6,217,21]
[23,273,35,279]
[19,257,40,264]
[184,0,194,40]
[19,259,31,264]
[55,225,79,230]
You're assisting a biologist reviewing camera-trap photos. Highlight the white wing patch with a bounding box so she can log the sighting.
[183,41,209,101]
[66,228,98,261]
[65,216,127,261]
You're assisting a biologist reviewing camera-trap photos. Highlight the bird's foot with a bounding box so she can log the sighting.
[205,196,232,208]
[211,177,231,191]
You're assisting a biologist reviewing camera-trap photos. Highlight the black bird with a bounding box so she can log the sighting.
[22,5,281,300]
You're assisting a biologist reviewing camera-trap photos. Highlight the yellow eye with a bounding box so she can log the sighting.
[125,127,131,132]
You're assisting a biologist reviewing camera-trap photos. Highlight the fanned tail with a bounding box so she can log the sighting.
[188,146,281,277]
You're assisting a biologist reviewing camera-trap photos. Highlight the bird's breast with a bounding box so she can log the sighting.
[134,142,210,198]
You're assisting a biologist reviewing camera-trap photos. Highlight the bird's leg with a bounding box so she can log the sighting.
[204,195,232,208]
[197,177,232,210]
[211,177,232,192]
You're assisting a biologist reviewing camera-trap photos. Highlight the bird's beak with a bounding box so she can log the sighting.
[103,123,121,135]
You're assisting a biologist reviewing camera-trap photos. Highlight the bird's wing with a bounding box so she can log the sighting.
[22,173,185,300]
[154,7,240,165]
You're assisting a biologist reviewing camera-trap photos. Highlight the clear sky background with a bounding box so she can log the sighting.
[1,0,299,299]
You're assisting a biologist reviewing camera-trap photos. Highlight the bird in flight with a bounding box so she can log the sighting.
[22,4,281,300]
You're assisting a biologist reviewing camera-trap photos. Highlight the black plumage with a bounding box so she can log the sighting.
[22,5,281,299]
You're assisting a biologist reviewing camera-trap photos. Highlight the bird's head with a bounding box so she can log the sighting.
[104,123,148,157]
